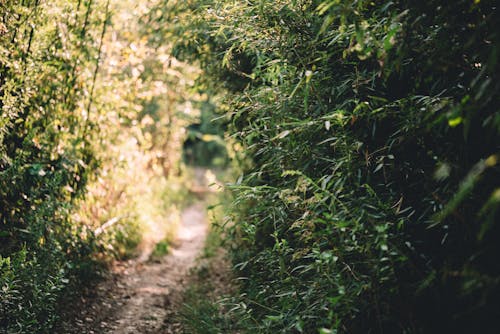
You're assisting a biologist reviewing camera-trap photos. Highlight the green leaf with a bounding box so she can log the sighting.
[448,116,462,127]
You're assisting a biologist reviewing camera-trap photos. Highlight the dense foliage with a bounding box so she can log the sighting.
[0,1,196,332]
[0,1,107,330]
[166,0,500,332]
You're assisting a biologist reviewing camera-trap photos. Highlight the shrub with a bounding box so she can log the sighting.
[0,1,107,331]
[1,0,195,331]
[166,0,500,332]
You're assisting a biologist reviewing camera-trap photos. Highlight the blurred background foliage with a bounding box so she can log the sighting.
[0,0,204,332]
[182,106,229,168]
[161,0,500,333]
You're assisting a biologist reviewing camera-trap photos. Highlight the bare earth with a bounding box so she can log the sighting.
[57,202,208,334]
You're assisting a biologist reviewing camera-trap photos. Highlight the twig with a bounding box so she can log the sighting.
[94,215,124,236]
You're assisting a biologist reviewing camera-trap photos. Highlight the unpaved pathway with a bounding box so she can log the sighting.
[110,203,207,334]
[57,201,208,334]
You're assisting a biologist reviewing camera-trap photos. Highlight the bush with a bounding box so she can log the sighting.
[1,0,194,331]
[167,0,500,332]
[0,1,107,331]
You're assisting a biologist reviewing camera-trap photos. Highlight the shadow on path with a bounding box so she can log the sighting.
[56,170,212,334]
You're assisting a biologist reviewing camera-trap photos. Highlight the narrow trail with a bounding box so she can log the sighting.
[57,186,210,333]
[108,203,208,334]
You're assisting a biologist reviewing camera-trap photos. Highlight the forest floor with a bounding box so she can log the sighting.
[56,169,225,334]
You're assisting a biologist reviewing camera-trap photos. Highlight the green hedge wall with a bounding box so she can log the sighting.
[170,0,499,332]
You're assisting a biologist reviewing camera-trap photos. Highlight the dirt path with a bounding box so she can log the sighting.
[111,203,208,334]
[57,201,208,334]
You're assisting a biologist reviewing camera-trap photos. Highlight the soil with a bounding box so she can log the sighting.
[56,198,209,334]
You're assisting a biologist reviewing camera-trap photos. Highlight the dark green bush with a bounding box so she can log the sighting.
[167,0,499,332]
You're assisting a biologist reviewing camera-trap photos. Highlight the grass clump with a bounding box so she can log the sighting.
[151,240,170,260]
